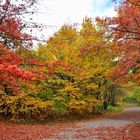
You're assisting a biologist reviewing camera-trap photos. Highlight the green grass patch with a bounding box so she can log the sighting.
[123,97,137,103]
[106,105,123,113]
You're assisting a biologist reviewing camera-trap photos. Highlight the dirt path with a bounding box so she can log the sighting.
[0,104,140,140]
[47,104,140,140]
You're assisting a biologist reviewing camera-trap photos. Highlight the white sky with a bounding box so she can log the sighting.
[33,0,117,40]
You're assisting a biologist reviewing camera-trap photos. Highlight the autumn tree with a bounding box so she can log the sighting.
[0,0,44,49]
[36,17,123,112]
[96,0,140,85]
[0,0,51,90]
[0,0,50,96]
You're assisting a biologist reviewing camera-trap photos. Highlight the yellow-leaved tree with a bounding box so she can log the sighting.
[35,17,123,115]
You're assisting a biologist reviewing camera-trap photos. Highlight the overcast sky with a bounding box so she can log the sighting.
[33,0,117,39]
